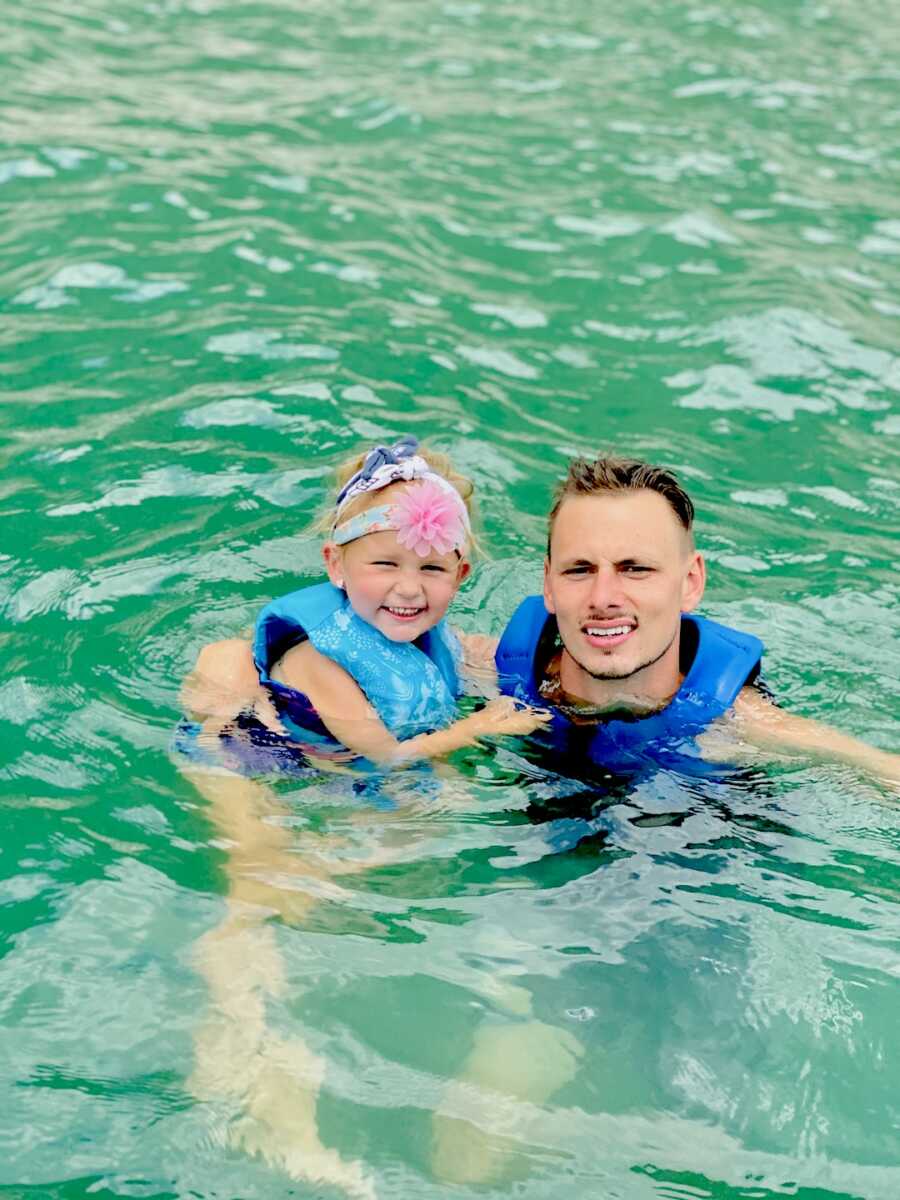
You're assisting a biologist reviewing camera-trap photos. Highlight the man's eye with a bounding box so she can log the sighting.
[563,565,591,575]
[622,565,652,575]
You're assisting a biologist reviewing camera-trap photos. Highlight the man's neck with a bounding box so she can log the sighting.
[548,638,685,718]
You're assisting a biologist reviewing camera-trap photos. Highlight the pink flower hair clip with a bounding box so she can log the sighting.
[390,479,468,557]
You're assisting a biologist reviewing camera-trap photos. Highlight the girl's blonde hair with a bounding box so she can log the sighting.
[313,444,479,552]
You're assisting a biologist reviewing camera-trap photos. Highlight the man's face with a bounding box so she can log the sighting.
[543,490,705,702]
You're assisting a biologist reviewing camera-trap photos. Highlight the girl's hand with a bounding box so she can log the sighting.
[466,696,553,739]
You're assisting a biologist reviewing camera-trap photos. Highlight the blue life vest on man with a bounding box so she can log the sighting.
[252,582,462,744]
[495,597,763,773]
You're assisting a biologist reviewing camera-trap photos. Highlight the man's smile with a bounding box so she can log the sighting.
[582,618,637,649]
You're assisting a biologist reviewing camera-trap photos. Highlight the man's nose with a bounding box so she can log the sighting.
[588,565,625,609]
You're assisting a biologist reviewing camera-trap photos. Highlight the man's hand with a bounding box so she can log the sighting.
[182,638,284,735]
[457,632,500,671]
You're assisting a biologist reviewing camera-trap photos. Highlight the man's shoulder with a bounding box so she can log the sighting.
[684,615,764,707]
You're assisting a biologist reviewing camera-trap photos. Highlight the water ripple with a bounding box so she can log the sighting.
[2,0,899,1195]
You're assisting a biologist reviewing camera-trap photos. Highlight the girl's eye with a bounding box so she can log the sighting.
[372,560,398,568]
[422,564,448,573]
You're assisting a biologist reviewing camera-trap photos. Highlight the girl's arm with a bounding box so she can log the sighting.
[277,640,548,765]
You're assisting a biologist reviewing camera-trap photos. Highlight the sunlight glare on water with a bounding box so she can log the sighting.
[1,1,899,1197]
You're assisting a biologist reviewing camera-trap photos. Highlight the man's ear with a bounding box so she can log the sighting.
[322,542,345,589]
[542,557,556,613]
[680,550,706,613]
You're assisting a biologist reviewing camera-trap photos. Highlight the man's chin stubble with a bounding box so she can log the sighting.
[572,630,677,683]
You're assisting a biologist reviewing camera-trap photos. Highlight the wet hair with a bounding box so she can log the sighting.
[547,455,695,556]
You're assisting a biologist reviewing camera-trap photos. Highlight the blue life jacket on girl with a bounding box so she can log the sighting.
[252,582,462,745]
[495,597,763,773]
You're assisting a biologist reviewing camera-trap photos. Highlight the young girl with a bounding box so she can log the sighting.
[183,436,547,765]
[181,438,548,1198]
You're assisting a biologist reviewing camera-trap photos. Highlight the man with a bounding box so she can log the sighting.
[430,454,898,1188]
[490,455,898,784]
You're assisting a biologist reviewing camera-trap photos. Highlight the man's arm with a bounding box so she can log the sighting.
[455,631,499,674]
[182,637,283,733]
[731,687,899,787]
[454,631,501,699]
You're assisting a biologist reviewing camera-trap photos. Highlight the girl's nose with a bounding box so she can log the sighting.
[394,569,425,599]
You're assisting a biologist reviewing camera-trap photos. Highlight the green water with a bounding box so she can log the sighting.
[2,0,899,1197]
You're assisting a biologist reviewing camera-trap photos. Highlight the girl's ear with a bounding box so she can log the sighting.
[322,542,345,589]
[455,558,472,586]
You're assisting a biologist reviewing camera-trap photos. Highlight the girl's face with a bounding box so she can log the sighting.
[323,530,470,643]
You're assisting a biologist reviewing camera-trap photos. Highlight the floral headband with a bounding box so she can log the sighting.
[331,437,470,557]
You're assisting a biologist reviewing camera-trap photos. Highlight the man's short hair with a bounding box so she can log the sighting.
[547,456,695,554]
